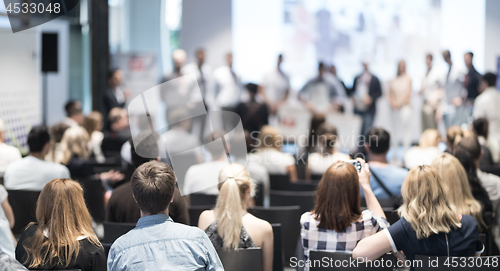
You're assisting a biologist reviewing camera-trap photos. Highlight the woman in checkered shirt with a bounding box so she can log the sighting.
[300,159,389,268]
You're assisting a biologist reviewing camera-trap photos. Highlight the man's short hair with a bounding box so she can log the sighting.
[108,68,119,80]
[28,125,51,153]
[245,83,258,95]
[473,118,489,138]
[204,131,227,159]
[131,161,176,215]
[482,72,497,87]
[64,100,82,117]
[426,53,433,61]
[457,136,481,160]
[442,50,451,59]
[366,127,390,154]
[108,107,124,125]
[465,51,474,58]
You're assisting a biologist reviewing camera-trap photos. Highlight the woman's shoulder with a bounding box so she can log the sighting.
[244,213,272,232]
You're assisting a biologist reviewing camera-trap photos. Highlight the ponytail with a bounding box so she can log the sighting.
[214,163,253,250]
[215,178,244,250]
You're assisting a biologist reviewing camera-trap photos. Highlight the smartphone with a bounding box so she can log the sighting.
[346,159,362,172]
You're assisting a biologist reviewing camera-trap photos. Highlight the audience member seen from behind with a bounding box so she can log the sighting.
[455,136,500,209]
[198,164,273,271]
[353,166,484,268]
[4,126,70,191]
[0,184,16,257]
[0,119,21,177]
[445,125,463,153]
[306,123,350,180]
[183,132,230,196]
[301,159,388,270]
[431,153,485,229]
[248,125,298,182]
[15,178,106,271]
[106,134,189,225]
[45,123,70,163]
[102,108,131,158]
[365,128,408,199]
[57,126,124,188]
[107,161,223,271]
[473,118,499,166]
[473,72,500,143]
[63,100,84,128]
[404,129,442,169]
[83,111,105,163]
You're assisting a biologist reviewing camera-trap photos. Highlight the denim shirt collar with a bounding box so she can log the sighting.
[136,214,173,228]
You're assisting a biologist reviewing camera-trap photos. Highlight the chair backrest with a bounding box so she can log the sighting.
[216,248,263,271]
[309,251,394,271]
[311,173,323,181]
[270,223,284,271]
[7,190,40,235]
[286,181,318,192]
[188,205,213,227]
[248,206,301,266]
[189,193,217,206]
[102,222,136,243]
[361,198,396,209]
[382,208,399,225]
[270,190,316,215]
[78,178,105,223]
[254,182,264,206]
[102,243,112,257]
[269,174,291,190]
[414,255,500,270]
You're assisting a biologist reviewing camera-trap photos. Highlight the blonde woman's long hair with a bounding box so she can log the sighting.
[431,153,485,229]
[22,178,101,268]
[58,126,90,165]
[214,163,255,250]
[398,165,462,239]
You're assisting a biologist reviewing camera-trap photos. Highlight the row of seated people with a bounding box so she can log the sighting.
[2,138,498,270]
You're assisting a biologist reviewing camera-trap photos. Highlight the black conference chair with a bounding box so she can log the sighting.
[382,208,399,225]
[270,190,316,215]
[309,251,394,271]
[361,198,401,209]
[7,189,40,235]
[102,222,136,243]
[269,174,291,190]
[270,223,284,271]
[216,248,263,271]
[102,243,112,257]
[188,205,212,226]
[78,178,105,223]
[311,173,323,181]
[286,181,319,192]
[414,255,500,270]
[254,182,264,206]
[248,206,302,266]
[189,193,217,206]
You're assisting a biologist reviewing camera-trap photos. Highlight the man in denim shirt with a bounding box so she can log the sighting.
[107,161,224,271]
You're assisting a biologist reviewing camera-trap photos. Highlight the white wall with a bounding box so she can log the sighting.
[485,0,500,72]
[180,0,232,69]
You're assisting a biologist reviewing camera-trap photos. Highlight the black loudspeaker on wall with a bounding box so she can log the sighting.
[41,33,58,72]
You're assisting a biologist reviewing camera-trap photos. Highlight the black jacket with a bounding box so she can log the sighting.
[103,88,126,117]
[349,73,382,114]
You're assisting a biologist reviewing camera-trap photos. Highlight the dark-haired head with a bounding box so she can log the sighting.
[482,72,497,88]
[28,125,51,154]
[473,118,489,139]
[365,127,390,155]
[452,144,485,199]
[64,101,82,118]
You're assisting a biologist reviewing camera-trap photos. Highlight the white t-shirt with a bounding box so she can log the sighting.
[261,69,290,103]
[473,87,500,141]
[477,169,500,206]
[183,161,229,195]
[307,152,351,175]
[0,185,15,257]
[0,143,21,176]
[4,156,70,191]
[248,149,295,175]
